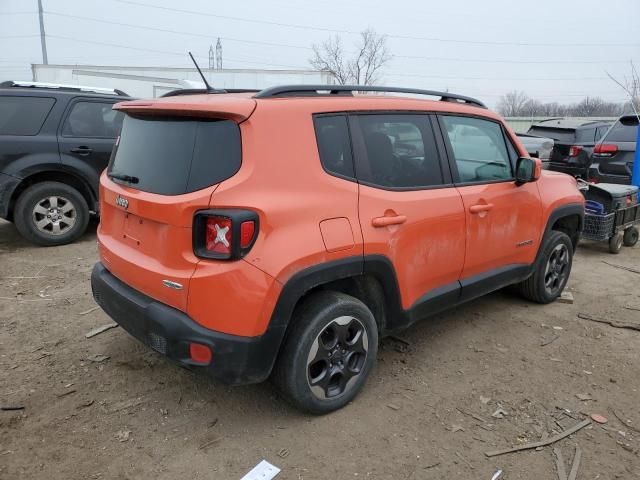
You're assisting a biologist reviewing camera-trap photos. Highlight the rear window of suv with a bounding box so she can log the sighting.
[0,96,55,135]
[108,115,241,195]
[527,126,575,144]
[604,117,639,142]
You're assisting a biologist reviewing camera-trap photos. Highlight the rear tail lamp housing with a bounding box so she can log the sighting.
[193,209,259,260]
[568,145,582,157]
[593,143,618,156]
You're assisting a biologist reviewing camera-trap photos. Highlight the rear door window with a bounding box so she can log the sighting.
[351,114,444,189]
[441,115,513,183]
[605,118,638,142]
[595,125,610,141]
[61,101,123,138]
[0,96,55,135]
[109,115,241,195]
[575,127,596,144]
[314,115,355,178]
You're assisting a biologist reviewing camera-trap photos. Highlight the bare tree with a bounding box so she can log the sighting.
[497,91,530,116]
[310,28,391,85]
[606,61,640,119]
[572,96,606,116]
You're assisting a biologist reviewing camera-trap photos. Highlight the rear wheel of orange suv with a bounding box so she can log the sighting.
[273,291,378,414]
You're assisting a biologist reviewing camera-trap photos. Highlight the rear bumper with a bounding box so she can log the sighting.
[587,165,631,185]
[547,163,587,178]
[91,262,286,385]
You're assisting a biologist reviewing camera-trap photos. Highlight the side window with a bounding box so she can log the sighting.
[0,96,55,136]
[441,116,513,183]
[575,127,596,144]
[314,115,355,178]
[605,119,638,142]
[62,101,123,138]
[353,114,444,189]
[505,136,519,164]
[595,126,609,142]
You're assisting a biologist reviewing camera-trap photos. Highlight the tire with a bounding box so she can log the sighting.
[273,291,378,415]
[608,232,624,254]
[13,181,89,246]
[623,227,638,247]
[518,230,573,304]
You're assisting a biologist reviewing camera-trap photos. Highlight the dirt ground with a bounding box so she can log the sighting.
[1,218,639,480]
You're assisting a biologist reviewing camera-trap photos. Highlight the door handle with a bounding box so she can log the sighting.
[70,146,93,156]
[469,203,494,214]
[372,215,407,227]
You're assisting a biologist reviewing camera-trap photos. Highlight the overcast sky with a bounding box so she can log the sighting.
[1,0,639,108]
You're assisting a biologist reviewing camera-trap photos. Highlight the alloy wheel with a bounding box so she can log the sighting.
[544,243,569,296]
[32,195,77,236]
[306,316,369,400]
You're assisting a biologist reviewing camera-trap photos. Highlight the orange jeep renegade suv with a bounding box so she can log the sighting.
[91,85,584,414]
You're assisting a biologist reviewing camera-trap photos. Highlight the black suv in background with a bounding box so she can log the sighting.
[0,81,129,245]
[527,118,612,179]
[588,114,639,184]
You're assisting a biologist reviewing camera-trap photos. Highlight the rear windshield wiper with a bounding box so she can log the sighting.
[108,171,139,184]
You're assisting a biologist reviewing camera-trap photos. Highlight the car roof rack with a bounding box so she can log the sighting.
[0,80,129,96]
[253,84,486,108]
[160,88,260,98]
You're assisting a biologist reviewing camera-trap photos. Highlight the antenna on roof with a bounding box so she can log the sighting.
[188,51,214,93]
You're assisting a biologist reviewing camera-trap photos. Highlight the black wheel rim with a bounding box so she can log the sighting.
[306,316,369,400]
[544,244,569,296]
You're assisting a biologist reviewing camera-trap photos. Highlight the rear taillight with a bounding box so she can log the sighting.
[594,143,618,156]
[193,209,259,260]
[205,216,232,255]
[569,145,582,157]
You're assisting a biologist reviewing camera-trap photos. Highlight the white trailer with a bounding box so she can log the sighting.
[31,64,335,99]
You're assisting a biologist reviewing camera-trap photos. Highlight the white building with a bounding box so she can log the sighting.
[31,64,335,98]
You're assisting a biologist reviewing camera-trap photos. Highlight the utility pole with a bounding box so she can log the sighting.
[37,0,48,65]
[216,38,222,70]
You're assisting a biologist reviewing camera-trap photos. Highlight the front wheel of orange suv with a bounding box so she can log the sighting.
[273,291,378,415]
[518,230,574,304]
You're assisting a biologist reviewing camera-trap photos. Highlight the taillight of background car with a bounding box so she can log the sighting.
[569,145,582,157]
[593,144,618,157]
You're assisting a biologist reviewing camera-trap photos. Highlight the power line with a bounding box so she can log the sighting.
[111,0,640,48]
[386,72,611,81]
[44,11,313,51]
[0,34,40,39]
[47,34,199,58]
[392,54,635,65]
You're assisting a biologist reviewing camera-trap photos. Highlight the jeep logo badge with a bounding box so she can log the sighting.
[115,195,128,209]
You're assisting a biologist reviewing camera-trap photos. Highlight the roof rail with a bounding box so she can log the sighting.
[253,84,486,108]
[160,88,260,98]
[0,80,129,96]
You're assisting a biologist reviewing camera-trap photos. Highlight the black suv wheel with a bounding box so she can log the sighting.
[518,230,573,304]
[273,291,378,414]
[14,182,89,246]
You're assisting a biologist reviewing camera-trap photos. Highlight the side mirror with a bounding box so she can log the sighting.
[515,157,541,185]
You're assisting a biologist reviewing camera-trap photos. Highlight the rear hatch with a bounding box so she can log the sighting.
[594,116,638,178]
[97,95,254,311]
[532,128,576,164]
